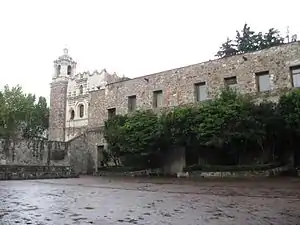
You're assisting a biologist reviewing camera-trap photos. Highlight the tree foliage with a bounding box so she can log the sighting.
[216,23,285,58]
[0,85,49,142]
[104,88,300,167]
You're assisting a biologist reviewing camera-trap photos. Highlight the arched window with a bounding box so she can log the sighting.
[57,65,61,76]
[78,104,84,118]
[70,109,75,120]
[79,85,83,95]
[67,65,72,75]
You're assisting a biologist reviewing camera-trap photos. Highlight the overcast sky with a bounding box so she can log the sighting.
[0,0,299,102]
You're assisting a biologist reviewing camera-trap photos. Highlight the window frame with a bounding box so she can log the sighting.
[194,82,207,102]
[153,90,163,108]
[255,71,271,92]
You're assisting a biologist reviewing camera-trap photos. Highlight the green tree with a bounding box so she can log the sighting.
[23,96,49,138]
[277,89,300,165]
[104,114,128,164]
[122,110,161,154]
[260,28,284,49]
[236,23,259,53]
[216,23,285,58]
[215,37,238,58]
[0,85,49,145]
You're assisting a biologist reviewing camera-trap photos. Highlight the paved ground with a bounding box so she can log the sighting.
[0,177,299,225]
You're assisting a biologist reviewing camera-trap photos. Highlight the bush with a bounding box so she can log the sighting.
[104,88,300,168]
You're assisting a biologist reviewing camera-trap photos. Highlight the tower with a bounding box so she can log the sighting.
[48,48,77,141]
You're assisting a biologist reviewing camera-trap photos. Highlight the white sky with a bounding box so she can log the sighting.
[0,0,299,102]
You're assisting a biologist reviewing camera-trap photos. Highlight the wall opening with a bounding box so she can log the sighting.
[57,65,61,76]
[290,65,300,88]
[224,76,237,88]
[153,90,163,108]
[255,71,270,92]
[78,104,84,118]
[128,95,137,112]
[70,109,75,120]
[107,108,116,119]
[194,82,207,102]
[67,65,72,75]
[79,85,83,95]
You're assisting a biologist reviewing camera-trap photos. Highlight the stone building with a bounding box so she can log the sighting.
[48,41,300,174]
[48,48,121,142]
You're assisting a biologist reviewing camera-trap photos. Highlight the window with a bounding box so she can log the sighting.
[128,95,137,112]
[57,65,61,76]
[153,90,163,108]
[78,104,84,118]
[79,85,83,95]
[291,65,300,88]
[67,65,72,75]
[256,71,271,92]
[70,110,75,120]
[107,108,116,119]
[224,76,237,88]
[194,82,207,102]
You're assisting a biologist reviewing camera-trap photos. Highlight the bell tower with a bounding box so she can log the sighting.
[48,48,77,141]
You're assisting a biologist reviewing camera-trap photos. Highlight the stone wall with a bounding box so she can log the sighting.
[89,42,300,128]
[0,130,106,175]
[48,80,68,141]
[0,138,69,166]
[65,125,87,142]
[67,128,106,174]
[189,166,290,178]
[0,165,77,180]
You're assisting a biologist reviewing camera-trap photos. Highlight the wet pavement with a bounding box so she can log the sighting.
[0,177,300,225]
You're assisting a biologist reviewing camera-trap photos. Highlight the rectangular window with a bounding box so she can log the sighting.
[256,71,271,92]
[224,76,237,88]
[128,95,137,112]
[153,90,163,108]
[194,82,207,102]
[107,108,116,119]
[291,65,300,88]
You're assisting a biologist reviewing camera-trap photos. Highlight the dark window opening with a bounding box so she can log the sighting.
[79,85,83,94]
[224,76,237,86]
[79,104,84,118]
[67,65,72,75]
[70,110,75,120]
[107,108,116,119]
[153,90,163,108]
[128,95,137,112]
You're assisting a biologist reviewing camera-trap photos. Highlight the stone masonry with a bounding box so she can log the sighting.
[49,48,122,142]
[88,42,300,128]
[47,42,300,174]
[49,80,68,142]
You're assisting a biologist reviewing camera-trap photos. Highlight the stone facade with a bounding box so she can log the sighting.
[48,49,121,142]
[0,165,77,180]
[48,42,300,174]
[88,42,300,127]
[0,138,69,166]
[67,128,106,174]
[49,80,68,141]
